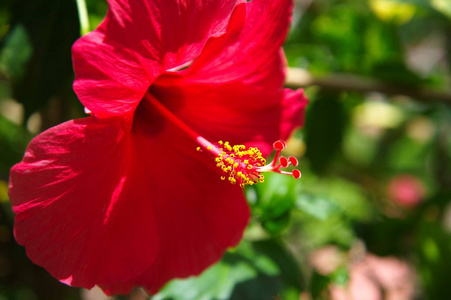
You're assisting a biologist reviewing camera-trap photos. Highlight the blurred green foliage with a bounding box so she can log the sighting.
[0,0,451,299]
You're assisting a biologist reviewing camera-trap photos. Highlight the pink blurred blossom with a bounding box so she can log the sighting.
[308,246,415,300]
[330,254,415,300]
[387,174,426,208]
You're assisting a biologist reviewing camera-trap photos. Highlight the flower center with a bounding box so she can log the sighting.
[196,138,301,187]
[144,93,302,187]
[198,141,266,187]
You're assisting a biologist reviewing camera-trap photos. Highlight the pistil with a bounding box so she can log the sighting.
[144,94,301,187]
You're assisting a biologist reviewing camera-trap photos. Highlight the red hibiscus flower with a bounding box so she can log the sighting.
[8,0,308,295]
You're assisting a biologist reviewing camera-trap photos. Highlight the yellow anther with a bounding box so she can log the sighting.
[214,140,268,188]
[196,147,201,151]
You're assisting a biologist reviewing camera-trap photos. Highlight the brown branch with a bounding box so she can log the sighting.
[286,68,451,104]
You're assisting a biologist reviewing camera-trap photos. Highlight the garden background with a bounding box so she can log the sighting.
[0,0,451,299]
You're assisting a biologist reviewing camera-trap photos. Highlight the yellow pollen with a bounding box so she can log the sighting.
[213,140,266,188]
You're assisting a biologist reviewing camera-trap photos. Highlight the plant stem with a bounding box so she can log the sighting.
[286,68,451,104]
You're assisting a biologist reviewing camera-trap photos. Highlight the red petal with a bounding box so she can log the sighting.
[138,174,249,294]
[9,118,159,288]
[185,0,293,90]
[149,0,307,156]
[98,97,251,295]
[10,110,250,293]
[105,0,243,68]
[73,0,243,117]
[148,82,307,157]
[101,171,249,295]
[72,30,153,118]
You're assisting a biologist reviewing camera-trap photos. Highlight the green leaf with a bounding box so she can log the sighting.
[296,194,341,221]
[252,172,298,235]
[252,239,304,291]
[0,24,32,82]
[298,215,355,248]
[327,178,373,222]
[416,221,451,299]
[0,115,32,175]
[254,172,297,218]
[330,266,349,286]
[153,261,257,300]
[260,212,291,235]
[153,240,303,300]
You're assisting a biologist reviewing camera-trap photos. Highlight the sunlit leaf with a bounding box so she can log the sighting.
[296,194,341,221]
[430,0,451,18]
[369,0,417,24]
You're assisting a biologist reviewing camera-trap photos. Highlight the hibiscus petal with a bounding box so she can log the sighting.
[132,171,249,295]
[152,78,308,155]
[149,0,307,156]
[73,0,244,117]
[95,96,251,295]
[72,30,153,118]
[9,117,159,288]
[100,168,250,295]
[185,0,293,89]
[10,109,250,294]
[105,0,244,68]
